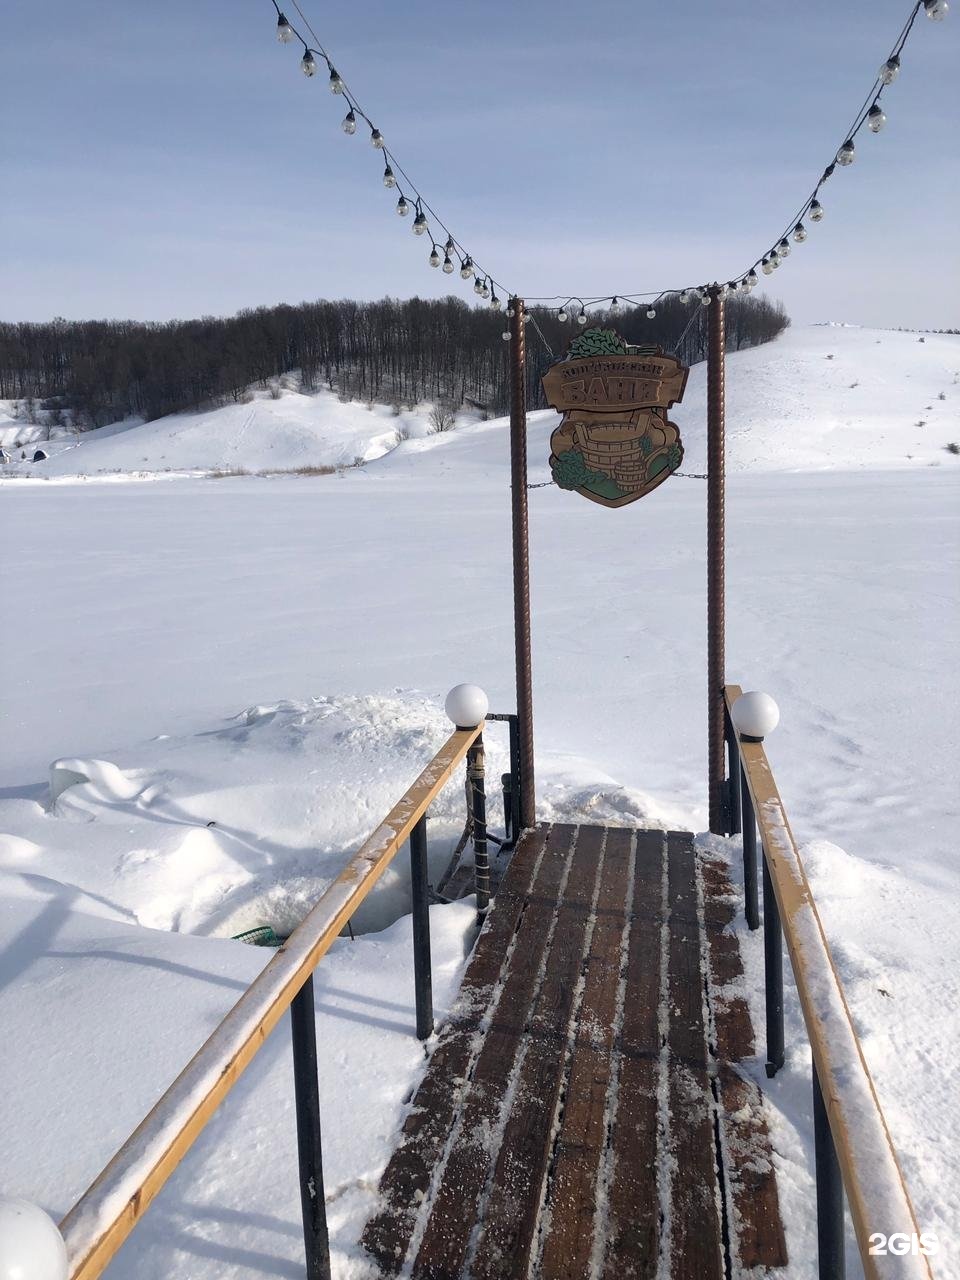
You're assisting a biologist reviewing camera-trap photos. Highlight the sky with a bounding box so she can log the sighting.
[2,0,957,330]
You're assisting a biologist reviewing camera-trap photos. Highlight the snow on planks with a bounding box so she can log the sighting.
[361,823,786,1278]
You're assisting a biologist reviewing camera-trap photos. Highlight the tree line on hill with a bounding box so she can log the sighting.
[0,292,789,429]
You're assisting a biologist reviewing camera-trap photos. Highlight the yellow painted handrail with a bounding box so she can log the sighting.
[725,684,932,1280]
[58,723,483,1280]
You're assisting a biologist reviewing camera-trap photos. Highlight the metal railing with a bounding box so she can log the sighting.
[723,684,933,1280]
[57,715,520,1280]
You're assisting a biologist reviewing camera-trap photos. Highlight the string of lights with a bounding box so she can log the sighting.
[267,0,948,334]
[271,0,510,309]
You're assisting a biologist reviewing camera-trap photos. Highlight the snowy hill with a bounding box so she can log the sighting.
[2,325,958,480]
[0,388,455,478]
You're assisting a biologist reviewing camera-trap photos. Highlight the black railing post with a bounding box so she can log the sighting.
[290,975,332,1280]
[468,736,490,919]
[409,814,434,1041]
[726,726,742,836]
[763,849,785,1077]
[508,713,521,846]
[741,762,760,931]
[813,1063,846,1279]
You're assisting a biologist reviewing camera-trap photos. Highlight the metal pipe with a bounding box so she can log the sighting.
[814,1063,846,1279]
[509,298,535,829]
[741,760,759,930]
[409,814,434,1040]
[762,849,785,1076]
[707,289,726,834]
[290,975,332,1280]
[468,736,490,918]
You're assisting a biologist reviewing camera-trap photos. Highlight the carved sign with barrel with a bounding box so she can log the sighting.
[542,328,688,508]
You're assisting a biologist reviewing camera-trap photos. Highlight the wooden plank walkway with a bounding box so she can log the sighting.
[361,823,787,1279]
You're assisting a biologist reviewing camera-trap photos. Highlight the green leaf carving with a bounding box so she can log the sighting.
[566,328,627,359]
[551,448,590,490]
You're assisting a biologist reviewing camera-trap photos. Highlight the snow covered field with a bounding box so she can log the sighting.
[1,324,958,1276]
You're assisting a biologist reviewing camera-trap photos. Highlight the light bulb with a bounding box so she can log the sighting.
[301,49,317,77]
[506,305,515,317]
[558,307,568,322]
[746,269,758,288]
[679,289,690,303]
[867,104,886,132]
[577,308,587,325]
[413,212,428,235]
[731,690,780,740]
[370,127,384,148]
[837,139,855,166]
[777,238,791,257]
[396,195,409,216]
[761,257,773,275]
[610,296,622,315]
[460,257,474,279]
[793,222,807,243]
[444,684,489,728]
[0,1199,67,1280]
[383,165,396,188]
[481,282,490,300]
[809,199,824,222]
[646,307,656,319]
[771,251,782,268]
[442,255,454,273]
[718,283,729,297]
[342,109,357,135]
[880,55,900,84]
[523,313,530,325]
[444,237,455,257]
[329,67,344,93]
[924,0,948,20]
[502,330,511,341]
[700,292,712,306]
[473,278,484,295]
[277,14,295,42]
[429,247,441,268]
[490,292,501,311]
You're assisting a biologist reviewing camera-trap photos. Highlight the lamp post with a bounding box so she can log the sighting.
[732,690,784,1075]
[446,684,491,919]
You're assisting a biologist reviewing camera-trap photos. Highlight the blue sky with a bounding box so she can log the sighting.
[3,0,957,327]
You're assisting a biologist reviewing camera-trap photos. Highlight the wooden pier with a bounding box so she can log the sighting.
[361,823,787,1279]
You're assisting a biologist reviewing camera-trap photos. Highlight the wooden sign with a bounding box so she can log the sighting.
[542,328,688,508]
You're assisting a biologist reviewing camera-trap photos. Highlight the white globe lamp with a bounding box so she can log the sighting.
[0,1198,68,1280]
[444,684,489,729]
[731,691,780,742]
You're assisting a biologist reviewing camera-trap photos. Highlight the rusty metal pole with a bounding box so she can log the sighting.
[707,286,727,835]
[509,297,535,830]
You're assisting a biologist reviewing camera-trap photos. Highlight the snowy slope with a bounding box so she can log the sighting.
[2,325,958,479]
[675,324,959,472]
[0,325,958,1277]
[0,388,468,478]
